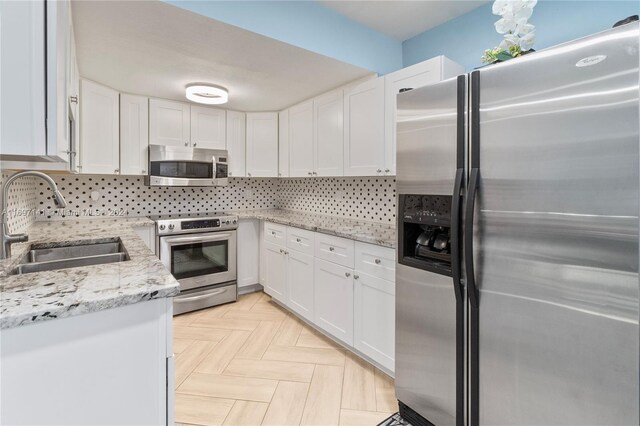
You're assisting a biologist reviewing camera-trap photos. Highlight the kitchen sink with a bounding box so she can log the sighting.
[10,238,130,275]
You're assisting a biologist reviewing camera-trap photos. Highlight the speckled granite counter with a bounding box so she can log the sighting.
[0,217,179,330]
[237,209,397,248]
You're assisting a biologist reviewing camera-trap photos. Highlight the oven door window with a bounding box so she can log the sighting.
[171,240,228,280]
[151,161,213,179]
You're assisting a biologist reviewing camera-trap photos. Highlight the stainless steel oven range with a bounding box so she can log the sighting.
[153,212,238,315]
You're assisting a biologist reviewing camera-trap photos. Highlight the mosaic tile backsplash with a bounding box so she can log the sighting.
[0,171,38,234]
[30,174,397,223]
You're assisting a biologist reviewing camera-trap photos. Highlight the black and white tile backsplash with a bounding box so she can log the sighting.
[0,171,38,234]
[31,174,397,223]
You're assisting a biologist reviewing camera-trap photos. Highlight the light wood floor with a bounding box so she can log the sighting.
[174,291,398,426]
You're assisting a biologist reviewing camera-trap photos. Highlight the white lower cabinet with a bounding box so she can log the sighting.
[263,241,286,303]
[286,249,314,321]
[260,221,395,373]
[354,271,395,371]
[314,258,354,346]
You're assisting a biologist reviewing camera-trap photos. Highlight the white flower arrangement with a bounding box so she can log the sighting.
[482,0,537,64]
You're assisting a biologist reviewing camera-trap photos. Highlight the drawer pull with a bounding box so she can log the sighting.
[279,248,284,254]
[296,238,301,243]
[375,258,381,264]
[271,231,276,236]
[345,272,351,277]
[329,247,335,252]
[354,274,359,280]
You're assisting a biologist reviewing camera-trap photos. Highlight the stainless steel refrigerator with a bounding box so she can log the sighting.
[395,21,639,426]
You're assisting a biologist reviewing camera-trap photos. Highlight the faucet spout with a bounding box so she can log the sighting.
[1,171,67,260]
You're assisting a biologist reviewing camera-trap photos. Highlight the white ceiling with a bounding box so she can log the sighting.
[71,1,372,111]
[320,0,489,41]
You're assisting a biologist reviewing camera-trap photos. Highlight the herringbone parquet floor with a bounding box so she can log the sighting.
[173,291,397,426]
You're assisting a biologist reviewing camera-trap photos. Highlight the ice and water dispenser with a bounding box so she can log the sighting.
[398,194,453,276]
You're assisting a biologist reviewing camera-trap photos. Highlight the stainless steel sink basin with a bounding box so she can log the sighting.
[26,241,124,262]
[11,238,129,275]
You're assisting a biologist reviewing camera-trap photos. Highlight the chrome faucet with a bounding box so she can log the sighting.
[1,171,67,260]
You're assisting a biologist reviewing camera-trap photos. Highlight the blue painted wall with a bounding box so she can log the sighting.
[403,0,639,71]
[164,0,403,75]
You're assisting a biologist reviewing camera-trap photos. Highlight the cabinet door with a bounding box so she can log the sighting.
[246,112,278,177]
[226,110,246,177]
[149,99,190,147]
[238,219,260,289]
[354,272,395,372]
[80,80,119,175]
[264,241,286,303]
[68,21,80,172]
[288,100,314,177]
[314,89,344,176]
[278,110,290,178]
[314,258,354,345]
[190,106,226,149]
[0,0,47,157]
[343,77,385,176]
[120,94,149,176]
[287,249,314,321]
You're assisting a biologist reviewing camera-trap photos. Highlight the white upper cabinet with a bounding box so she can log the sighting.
[384,56,464,175]
[288,100,314,177]
[120,94,149,176]
[343,77,386,176]
[47,0,71,162]
[190,106,226,149]
[226,111,246,177]
[246,112,278,177]
[1,0,76,164]
[149,99,190,147]
[314,89,344,177]
[80,80,120,175]
[1,1,47,158]
[278,110,290,178]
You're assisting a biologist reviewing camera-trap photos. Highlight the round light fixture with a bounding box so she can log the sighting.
[185,84,228,105]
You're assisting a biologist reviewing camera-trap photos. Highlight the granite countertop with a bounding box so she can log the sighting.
[237,209,397,248]
[0,217,179,330]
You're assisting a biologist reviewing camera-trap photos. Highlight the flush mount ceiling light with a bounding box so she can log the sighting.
[185,84,228,105]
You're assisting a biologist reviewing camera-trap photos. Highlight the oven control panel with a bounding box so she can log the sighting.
[155,215,238,235]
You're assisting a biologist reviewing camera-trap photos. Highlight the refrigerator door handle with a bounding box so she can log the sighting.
[465,167,480,309]
[450,168,464,302]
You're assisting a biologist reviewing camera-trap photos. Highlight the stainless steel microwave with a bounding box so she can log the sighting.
[144,145,229,187]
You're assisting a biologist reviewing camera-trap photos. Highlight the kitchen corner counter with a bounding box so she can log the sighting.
[237,209,397,248]
[0,217,179,330]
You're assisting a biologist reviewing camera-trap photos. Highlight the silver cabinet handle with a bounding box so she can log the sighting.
[284,251,289,255]
[345,272,351,277]
[312,171,317,175]
[296,238,301,242]
[307,172,312,176]
[142,170,146,174]
[193,142,197,147]
[248,172,252,177]
[114,168,119,173]
[229,172,232,176]
[384,169,390,173]
[329,247,335,252]
[184,142,188,146]
[377,169,382,173]
[375,259,381,264]
[271,231,276,236]
[278,172,282,177]
[279,248,284,254]
[354,274,359,280]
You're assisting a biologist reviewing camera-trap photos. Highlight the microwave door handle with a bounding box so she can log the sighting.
[164,233,233,245]
[212,157,217,179]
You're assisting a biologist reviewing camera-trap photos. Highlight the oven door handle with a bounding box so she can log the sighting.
[175,288,228,303]
[162,232,234,246]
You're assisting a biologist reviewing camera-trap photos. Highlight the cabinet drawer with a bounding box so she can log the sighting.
[315,233,355,268]
[355,242,396,282]
[263,221,286,246]
[286,226,315,256]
